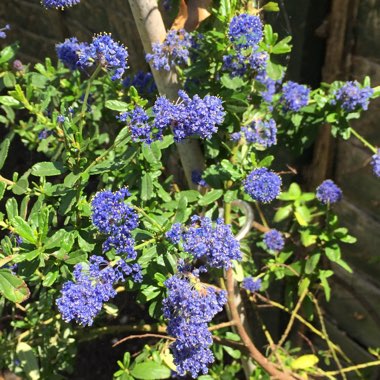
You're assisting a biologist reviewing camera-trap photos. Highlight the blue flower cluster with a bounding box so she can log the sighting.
[119,90,224,144]
[332,81,373,111]
[280,81,310,112]
[228,14,263,48]
[56,37,87,70]
[166,216,242,269]
[371,149,380,178]
[0,24,10,39]
[122,71,157,95]
[57,255,141,326]
[163,269,227,378]
[263,229,285,251]
[146,29,192,71]
[91,188,138,259]
[244,168,282,203]
[316,179,342,205]
[191,170,207,187]
[42,0,80,8]
[78,34,128,80]
[232,119,277,148]
[256,72,279,104]
[242,277,262,293]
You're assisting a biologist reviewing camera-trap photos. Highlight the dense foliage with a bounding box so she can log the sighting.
[0,1,379,379]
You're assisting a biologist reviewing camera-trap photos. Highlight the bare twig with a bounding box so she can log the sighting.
[113,333,174,347]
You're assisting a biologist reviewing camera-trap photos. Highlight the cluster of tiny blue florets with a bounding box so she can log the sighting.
[242,277,262,293]
[56,255,141,326]
[371,149,380,178]
[118,91,224,143]
[263,229,285,251]
[256,72,279,104]
[56,37,88,70]
[78,34,128,80]
[191,170,208,187]
[332,81,373,111]
[122,71,157,95]
[280,81,310,112]
[163,268,227,378]
[232,119,277,148]
[146,29,192,71]
[42,0,80,8]
[166,216,242,269]
[0,24,10,39]
[244,168,282,203]
[228,14,263,48]
[91,188,138,259]
[316,179,343,205]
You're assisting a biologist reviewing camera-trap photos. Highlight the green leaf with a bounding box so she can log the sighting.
[12,177,29,195]
[0,46,16,64]
[199,189,223,206]
[173,195,188,223]
[305,253,321,274]
[115,126,131,145]
[12,216,37,244]
[274,205,292,222]
[262,1,280,12]
[6,197,18,220]
[0,95,20,107]
[220,74,246,90]
[131,361,171,379]
[0,269,30,303]
[272,36,292,54]
[105,100,130,112]
[141,173,153,201]
[291,354,319,370]
[0,138,10,170]
[31,161,67,177]
[266,60,284,81]
[16,342,40,380]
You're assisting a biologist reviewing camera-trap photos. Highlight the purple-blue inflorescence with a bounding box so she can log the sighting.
[146,29,192,71]
[163,268,227,378]
[316,179,342,205]
[332,81,373,112]
[154,90,225,142]
[122,71,157,95]
[191,170,207,187]
[244,168,282,203]
[256,72,279,104]
[166,216,242,269]
[78,34,128,80]
[228,14,263,49]
[42,0,80,8]
[0,24,10,39]
[239,119,277,148]
[371,149,380,178]
[280,81,310,112]
[57,115,65,123]
[242,277,262,293]
[263,229,285,251]
[56,37,87,70]
[91,188,138,258]
[56,255,141,326]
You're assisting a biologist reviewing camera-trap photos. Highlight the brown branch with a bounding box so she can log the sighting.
[226,268,296,380]
[113,333,174,347]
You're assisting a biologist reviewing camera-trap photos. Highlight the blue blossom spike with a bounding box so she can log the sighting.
[263,229,285,251]
[91,188,138,258]
[333,81,373,111]
[244,168,282,203]
[280,81,310,112]
[78,34,128,80]
[241,119,277,148]
[242,277,262,293]
[191,170,207,187]
[371,149,380,178]
[42,0,80,9]
[56,37,87,70]
[256,72,279,103]
[228,14,263,49]
[122,71,157,95]
[56,256,139,326]
[177,216,242,269]
[316,179,342,205]
[146,29,192,71]
[163,269,227,378]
